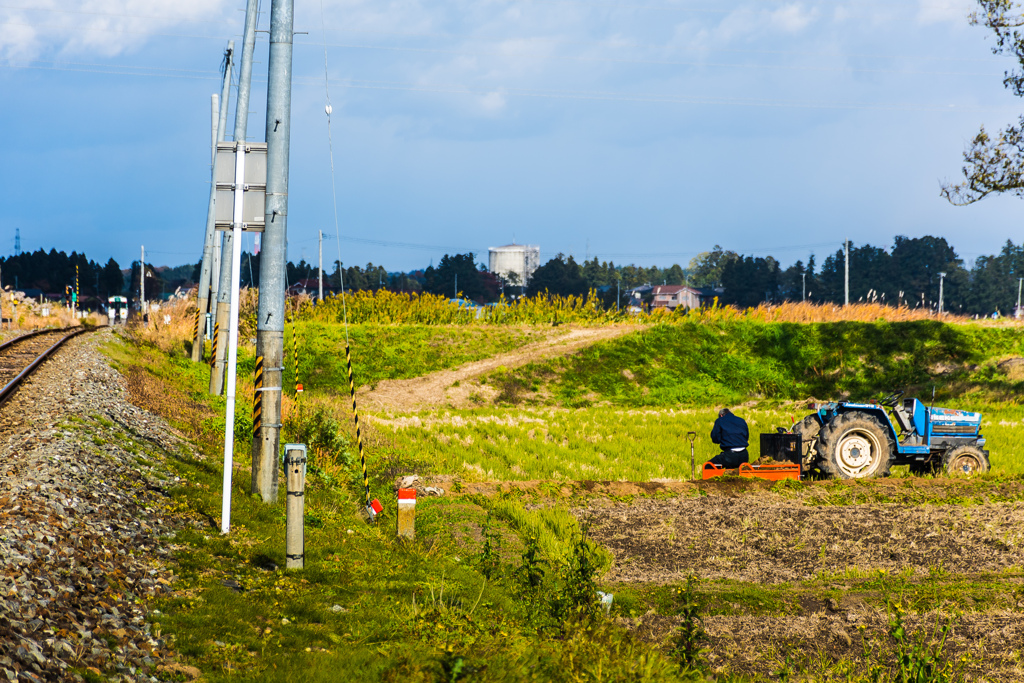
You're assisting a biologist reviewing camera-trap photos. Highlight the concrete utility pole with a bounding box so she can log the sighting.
[211,0,259,396]
[318,230,324,301]
[140,245,145,323]
[252,0,294,503]
[802,272,806,302]
[193,43,235,362]
[938,272,946,315]
[844,238,850,307]
[1017,277,1022,318]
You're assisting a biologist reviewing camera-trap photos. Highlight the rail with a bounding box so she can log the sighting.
[0,327,97,408]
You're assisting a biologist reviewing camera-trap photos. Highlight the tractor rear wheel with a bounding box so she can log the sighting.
[792,415,821,467]
[943,444,990,477]
[817,413,895,479]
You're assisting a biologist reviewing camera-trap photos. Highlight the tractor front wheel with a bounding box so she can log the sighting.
[818,413,895,479]
[943,445,990,477]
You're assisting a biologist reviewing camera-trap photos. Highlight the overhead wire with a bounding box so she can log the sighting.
[318,0,373,514]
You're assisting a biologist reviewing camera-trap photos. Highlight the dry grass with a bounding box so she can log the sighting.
[734,301,990,324]
[129,290,261,356]
[0,294,99,330]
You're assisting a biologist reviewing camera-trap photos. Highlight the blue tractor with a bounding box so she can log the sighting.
[792,391,990,479]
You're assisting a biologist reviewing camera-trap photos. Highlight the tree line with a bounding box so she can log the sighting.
[6,235,1022,316]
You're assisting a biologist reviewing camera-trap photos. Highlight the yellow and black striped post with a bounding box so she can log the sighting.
[252,355,263,435]
[292,323,303,394]
[210,322,220,366]
[192,308,201,346]
[345,343,370,509]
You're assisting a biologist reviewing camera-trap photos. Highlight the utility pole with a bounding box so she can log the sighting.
[1016,277,1022,318]
[802,272,806,302]
[193,43,235,362]
[938,272,946,315]
[844,238,850,307]
[318,230,324,301]
[252,0,294,503]
[454,272,458,299]
[211,0,258,396]
[140,245,146,324]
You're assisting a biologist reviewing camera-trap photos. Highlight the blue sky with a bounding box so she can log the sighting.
[2,0,1022,273]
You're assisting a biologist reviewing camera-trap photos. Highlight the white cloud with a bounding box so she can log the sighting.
[1,0,233,61]
[769,3,816,33]
[916,0,973,25]
[479,89,507,112]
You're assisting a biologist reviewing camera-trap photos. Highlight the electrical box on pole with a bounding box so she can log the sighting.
[215,142,267,231]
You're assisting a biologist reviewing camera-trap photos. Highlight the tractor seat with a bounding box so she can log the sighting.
[892,400,915,434]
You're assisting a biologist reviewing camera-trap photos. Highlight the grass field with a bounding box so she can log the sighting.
[495,320,1024,407]
[366,403,1024,480]
[116,314,1024,682]
[283,322,546,393]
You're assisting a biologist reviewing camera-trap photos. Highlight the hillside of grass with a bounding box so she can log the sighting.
[498,320,1024,407]
[287,323,545,393]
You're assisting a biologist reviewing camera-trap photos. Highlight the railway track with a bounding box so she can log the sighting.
[0,327,93,408]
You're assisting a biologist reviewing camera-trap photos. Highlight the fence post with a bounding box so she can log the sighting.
[397,488,416,539]
[284,443,307,569]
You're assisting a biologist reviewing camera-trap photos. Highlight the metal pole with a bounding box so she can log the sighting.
[1017,277,1022,318]
[140,245,145,324]
[802,272,806,302]
[844,238,849,307]
[220,140,247,534]
[687,431,696,481]
[252,0,294,503]
[212,0,258,396]
[193,43,235,362]
[318,230,323,302]
[938,272,946,315]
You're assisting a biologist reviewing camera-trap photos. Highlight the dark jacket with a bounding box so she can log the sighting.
[711,412,749,451]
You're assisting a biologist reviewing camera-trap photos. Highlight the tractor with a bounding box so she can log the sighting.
[791,391,990,479]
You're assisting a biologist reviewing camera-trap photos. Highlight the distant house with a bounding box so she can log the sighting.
[651,285,702,311]
[696,286,725,307]
[287,279,321,296]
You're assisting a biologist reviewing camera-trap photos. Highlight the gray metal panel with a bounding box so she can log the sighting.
[215,143,268,187]
[215,188,266,231]
[214,143,267,231]
[244,143,267,185]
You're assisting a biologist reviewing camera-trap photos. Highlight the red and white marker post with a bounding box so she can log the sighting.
[397,488,416,539]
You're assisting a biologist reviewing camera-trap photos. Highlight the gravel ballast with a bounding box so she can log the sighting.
[0,329,197,682]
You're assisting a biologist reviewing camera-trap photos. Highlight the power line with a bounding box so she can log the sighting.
[4,60,1009,112]
[310,40,1000,78]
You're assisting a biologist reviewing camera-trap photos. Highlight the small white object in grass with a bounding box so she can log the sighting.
[347,529,354,535]
[598,591,614,614]
[281,618,290,625]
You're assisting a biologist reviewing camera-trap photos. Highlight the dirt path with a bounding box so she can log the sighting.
[358,324,639,412]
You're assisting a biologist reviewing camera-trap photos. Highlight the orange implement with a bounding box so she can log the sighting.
[702,461,800,481]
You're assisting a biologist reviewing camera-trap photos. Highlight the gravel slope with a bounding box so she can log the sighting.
[0,330,197,682]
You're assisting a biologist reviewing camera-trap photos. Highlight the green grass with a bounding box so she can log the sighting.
[108,319,1024,682]
[499,320,1024,407]
[284,323,544,393]
[109,335,716,683]
[368,404,1024,480]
